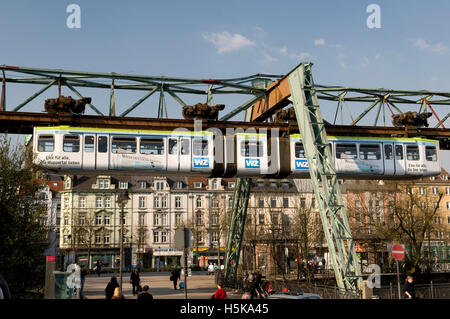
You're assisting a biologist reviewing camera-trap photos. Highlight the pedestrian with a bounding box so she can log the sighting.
[137,285,153,300]
[241,288,251,299]
[105,277,120,300]
[130,268,141,296]
[111,287,124,299]
[80,265,87,299]
[170,267,181,290]
[96,260,102,277]
[403,276,416,299]
[208,263,214,275]
[254,270,265,298]
[212,282,228,299]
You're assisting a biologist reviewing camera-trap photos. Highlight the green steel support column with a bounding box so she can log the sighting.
[1,71,5,111]
[288,63,362,296]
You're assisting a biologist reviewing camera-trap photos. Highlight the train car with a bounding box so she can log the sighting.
[289,134,441,178]
[33,126,441,178]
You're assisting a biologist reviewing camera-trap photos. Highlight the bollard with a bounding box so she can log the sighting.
[390,282,393,299]
[430,281,434,299]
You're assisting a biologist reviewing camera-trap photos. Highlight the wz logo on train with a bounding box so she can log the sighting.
[193,158,209,168]
[245,159,260,168]
[295,159,309,170]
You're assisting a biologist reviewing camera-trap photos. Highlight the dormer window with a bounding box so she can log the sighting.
[119,181,128,189]
[98,178,110,189]
[156,181,164,190]
[138,181,147,189]
[65,178,71,189]
[174,181,183,189]
[194,182,202,189]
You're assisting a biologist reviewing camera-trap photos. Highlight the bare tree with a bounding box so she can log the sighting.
[133,220,148,268]
[351,182,444,275]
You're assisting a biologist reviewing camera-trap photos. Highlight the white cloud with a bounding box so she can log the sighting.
[202,32,255,54]
[412,38,450,54]
[314,38,325,46]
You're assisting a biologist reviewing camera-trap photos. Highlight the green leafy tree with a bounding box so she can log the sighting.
[0,136,49,297]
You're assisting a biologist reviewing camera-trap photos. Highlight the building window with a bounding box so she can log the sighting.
[98,179,109,189]
[211,198,218,208]
[104,215,110,225]
[153,232,159,243]
[153,214,160,226]
[283,198,289,208]
[139,181,147,189]
[196,196,202,208]
[270,198,277,207]
[419,187,426,195]
[272,214,279,225]
[64,198,69,209]
[96,197,102,208]
[79,197,86,208]
[175,214,182,226]
[432,187,439,195]
[258,199,264,207]
[211,213,219,225]
[139,196,146,209]
[64,216,69,225]
[300,198,306,208]
[211,179,217,190]
[161,196,167,208]
[175,196,182,208]
[228,182,235,189]
[196,232,203,243]
[65,178,71,189]
[442,175,448,180]
[174,181,183,189]
[153,196,159,208]
[258,214,265,224]
[211,231,218,242]
[78,215,85,225]
[196,212,202,226]
[228,197,233,208]
[155,181,164,190]
[104,235,110,244]
[96,215,102,225]
[194,182,202,189]
[119,181,128,189]
[104,197,111,208]
[139,213,145,226]
[446,187,450,195]
[95,235,101,244]
[161,231,167,243]
[161,214,167,225]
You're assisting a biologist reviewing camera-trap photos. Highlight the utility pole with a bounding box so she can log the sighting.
[117,190,130,295]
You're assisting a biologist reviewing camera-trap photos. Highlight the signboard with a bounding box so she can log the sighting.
[391,244,405,261]
[174,228,192,249]
[46,256,56,262]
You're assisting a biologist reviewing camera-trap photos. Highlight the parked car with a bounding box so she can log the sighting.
[267,291,322,299]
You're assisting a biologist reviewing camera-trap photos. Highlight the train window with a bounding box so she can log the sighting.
[406,145,420,161]
[98,136,108,153]
[63,135,80,152]
[426,146,437,161]
[112,137,136,154]
[181,138,190,155]
[384,145,393,160]
[193,140,209,156]
[84,136,94,153]
[140,138,164,155]
[395,145,403,160]
[359,144,381,160]
[169,139,178,155]
[295,142,306,158]
[37,135,54,152]
[241,140,263,157]
[335,144,357,159]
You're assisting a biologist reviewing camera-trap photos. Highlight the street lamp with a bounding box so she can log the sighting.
[117,190,130,295]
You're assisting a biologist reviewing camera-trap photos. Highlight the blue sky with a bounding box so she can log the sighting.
[1,0,450,168]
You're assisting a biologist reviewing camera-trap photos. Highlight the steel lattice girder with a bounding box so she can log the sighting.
[288,63,362,295]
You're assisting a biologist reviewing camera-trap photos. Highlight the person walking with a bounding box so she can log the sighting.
[105,276,119,300]
[403,276,416,299]
[130,268,141,296]
[96,260,103,277]
[212,282,228,299]
[170,267,181,290]
[137,285,153,300]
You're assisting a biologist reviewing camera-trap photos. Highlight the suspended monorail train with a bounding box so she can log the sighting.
[32,126,441,178]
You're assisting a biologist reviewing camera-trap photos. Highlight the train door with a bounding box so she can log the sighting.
[393,143,406,176]
[383,143,394,175]
[179,137,191,172]
[96,135,109,170]
[82,134,96,170]
[167,137,179,171]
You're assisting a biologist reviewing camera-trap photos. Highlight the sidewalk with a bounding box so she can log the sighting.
[83,271,237,299]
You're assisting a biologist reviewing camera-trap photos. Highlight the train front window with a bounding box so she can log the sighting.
[112,137,136,154]
[37,135,54,152]
[140,138,164,155]
[426,146,437,161]
[84,136,94,153]
[336,144,357,159]
[98,136,108,153]
[193,140,208,156]
[359,144,381,160]
[384,145,393,160]
[295,142,306,158]
[406,145,420,161]
[241,140,263,157]
[395,145,403,160]
[63,135,80,152]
